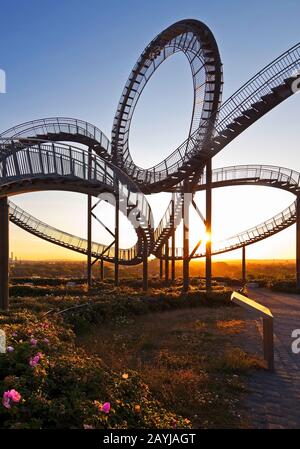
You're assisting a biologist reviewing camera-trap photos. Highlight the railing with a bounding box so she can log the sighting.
[9,201,134,260]
[215,43,300,135]
[170,200,296,259]
[153,164,300,255]
[153,192,183,244]
[212,201,296,254]
[1,141,153,263]
[231,291,274,371]
[197,164,300,189]
[112,21,222,186]
[5,153,299,262]
[6,189,298,264]
[123,43,300,185]
[0,118,112,155]
[1,43,299,190]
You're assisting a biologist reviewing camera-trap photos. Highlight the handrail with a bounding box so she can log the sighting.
[1,141,153,264]
[231,291,274,371]
[6,162,299,263]
[0,118,112,154]
[116,42,300,187]
[1,41,299,191]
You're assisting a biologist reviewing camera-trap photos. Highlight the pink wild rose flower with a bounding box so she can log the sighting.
[30,338,38,346]
[2,390,21,409]
[29,352,42,367]
[101,402,111,414]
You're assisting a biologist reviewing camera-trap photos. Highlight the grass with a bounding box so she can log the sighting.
[3,280,265,428]
[77,303,263,429]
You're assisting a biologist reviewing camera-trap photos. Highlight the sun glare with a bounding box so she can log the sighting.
[203,232,211,244]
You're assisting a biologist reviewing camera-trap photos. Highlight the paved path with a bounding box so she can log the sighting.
[244,288,300,429]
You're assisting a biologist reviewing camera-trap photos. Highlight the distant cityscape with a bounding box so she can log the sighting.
[9,252,21,265]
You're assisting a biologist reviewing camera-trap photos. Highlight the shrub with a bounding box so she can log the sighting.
[270,280,300,294]
[213,348,263,374]
[0,310,190,429]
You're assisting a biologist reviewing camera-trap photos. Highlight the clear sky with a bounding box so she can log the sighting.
[0,0,299,260]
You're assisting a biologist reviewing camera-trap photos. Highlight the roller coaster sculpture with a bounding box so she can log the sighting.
[0,19,300,308]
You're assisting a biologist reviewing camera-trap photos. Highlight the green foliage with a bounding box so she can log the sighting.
[0,285,235,428]
[59,290,232,333]
[0,310,190,429]
[213,348,263,374]
[9,285,85,298]
[270,280,300,294]
[8,283,232,334]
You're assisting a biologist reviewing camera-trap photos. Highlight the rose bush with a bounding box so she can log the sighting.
[0,309,190,429]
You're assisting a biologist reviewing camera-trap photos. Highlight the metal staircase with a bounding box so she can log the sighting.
[0,141,153,264]
[108,42,300,192]
[6,164,299,262]
[0,118,112,161]
[0,20,299,271]
[2,40,299,194]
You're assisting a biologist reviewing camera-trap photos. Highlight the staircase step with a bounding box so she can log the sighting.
[212,136,228,146]
[284,76,299,84]
[219,128,235,138]
[260,93,276,104]
[202,43,213,51]
[271,84,291,97]
[251,100,268,112]
[203,50,214,57]
[226,122,242,132]
[242,108,258,119]
[233,115,250,125]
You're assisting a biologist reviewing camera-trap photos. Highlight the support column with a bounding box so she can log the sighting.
[165,240,169,282]
[0,197,9,310]
[87,147,92,289]
[100,258,104,281]
[242,245,246,284]
[114,192,119,287]
[159,255,163,280]
[171,196,176,282]
[297,196,300,289]
[206,159,212,290]
[87,193,92,289]
[183,186,190,292]
[143,252,148,291]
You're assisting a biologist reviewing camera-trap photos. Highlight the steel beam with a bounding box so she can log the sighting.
[143,252,148,291]
[171,196,176,282]
[165,240,169,282]
[206,159,212,290]
[87,193,92,288]
[159,255,163,279]
[242,245,246,283]
[0,197,9,310]
[263,317,274,371]
[114,192,119,286]
[183,185,190,292]
[297,196,300,289]
[87,147,92,289]
[100,258,104,281]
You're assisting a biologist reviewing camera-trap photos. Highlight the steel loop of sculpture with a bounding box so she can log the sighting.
[0,19,300,285]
